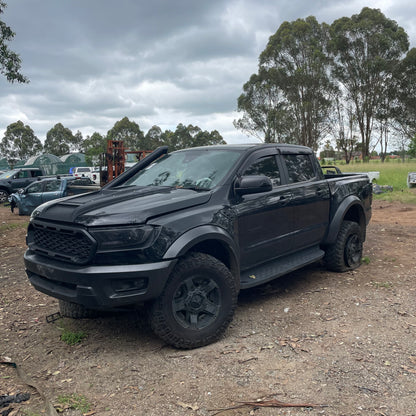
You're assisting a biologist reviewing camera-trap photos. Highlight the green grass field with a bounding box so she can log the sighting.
[329,159,416,204]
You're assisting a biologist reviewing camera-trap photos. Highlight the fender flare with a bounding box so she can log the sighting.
[163,225,240,279]
[323,195,366,245]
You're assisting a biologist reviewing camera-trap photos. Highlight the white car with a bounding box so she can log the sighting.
[72,167,93,178]
[407,172,416,188]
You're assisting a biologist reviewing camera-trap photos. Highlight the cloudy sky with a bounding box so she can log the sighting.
[1,0,416,145]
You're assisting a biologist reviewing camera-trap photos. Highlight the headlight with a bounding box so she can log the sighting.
[89,225,160,252]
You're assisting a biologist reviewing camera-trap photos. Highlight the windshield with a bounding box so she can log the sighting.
[0,170,17,180]
[123,148,243,190]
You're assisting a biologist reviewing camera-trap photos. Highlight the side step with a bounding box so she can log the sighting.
[240,246,325,289]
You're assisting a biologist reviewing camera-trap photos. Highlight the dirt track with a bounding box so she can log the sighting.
[1,200,415,416]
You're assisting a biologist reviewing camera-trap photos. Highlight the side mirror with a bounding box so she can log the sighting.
[234,175,273,196]
[18,188,25,194]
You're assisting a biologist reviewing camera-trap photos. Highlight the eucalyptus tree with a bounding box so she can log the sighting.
[106,117,145,151]
[235,16,335,150]
[164,124,225,152]
[44,123,75,156]
[391,48,416,144]
[82,132,106,165]
[234,69,292,143]
[0,120,42,165]
[329,7,409,159]
[144,125,164,150]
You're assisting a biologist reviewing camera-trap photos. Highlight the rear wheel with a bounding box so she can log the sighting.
[149,252,238,349]
[325,220,363,272]
[59,300,100,319]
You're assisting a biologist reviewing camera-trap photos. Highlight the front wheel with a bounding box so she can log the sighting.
[149,253,238,349]
[325,220,363,272]
[0,189,9,204]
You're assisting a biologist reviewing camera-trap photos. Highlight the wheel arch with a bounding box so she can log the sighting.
[323,196,367,246]
[163,225,240,289]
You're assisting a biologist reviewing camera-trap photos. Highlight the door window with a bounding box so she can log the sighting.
[27,182,43,193]
[283,154,315,183]
[44,180,61,192]
[243,156,281,186]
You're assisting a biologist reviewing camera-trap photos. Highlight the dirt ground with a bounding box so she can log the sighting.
[1,200,415,416]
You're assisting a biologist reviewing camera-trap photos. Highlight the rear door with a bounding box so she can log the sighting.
[233,148,295,270]
[281,152,330,250]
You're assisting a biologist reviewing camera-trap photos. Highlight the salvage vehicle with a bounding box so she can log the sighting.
[0,168,46,203]
[24,144,372,348]
[10,176,99,216]
[407,172,416,188]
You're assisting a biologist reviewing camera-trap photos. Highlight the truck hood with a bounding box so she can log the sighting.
[33,186,212,226]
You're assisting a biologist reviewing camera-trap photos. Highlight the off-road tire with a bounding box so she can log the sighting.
[59,300,100,319]
[325,220,363,272]
[149,252,238,349]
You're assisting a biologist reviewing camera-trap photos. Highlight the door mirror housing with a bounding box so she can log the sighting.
[235,175,273,196]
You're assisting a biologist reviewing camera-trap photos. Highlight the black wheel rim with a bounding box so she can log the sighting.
[172,275,221,330]
[345,234,362,267]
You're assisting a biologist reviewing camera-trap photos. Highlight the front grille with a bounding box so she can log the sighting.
[28,221,96,265]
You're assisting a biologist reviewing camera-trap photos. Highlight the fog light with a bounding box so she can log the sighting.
[112,278,148,293]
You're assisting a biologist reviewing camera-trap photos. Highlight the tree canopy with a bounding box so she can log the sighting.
[106,117,145,151]
[0,1,28,83]
[162,124,226,152]
[0,120,42,166]
[43,123,75,156]
[235,8,416,157]
[0,118,226,168]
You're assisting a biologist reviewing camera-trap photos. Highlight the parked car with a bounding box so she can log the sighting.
[0,168,46,203]
[72,166,93,178]
[25,144,372,348]
[10,176,99,215]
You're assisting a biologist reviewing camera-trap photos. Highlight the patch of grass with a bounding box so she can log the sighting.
[56,393,91,413]
[361,256,370,265]
[334,160,416,204]
[371,281,393,289]
[60,326,87,346]
[0,221,29,232]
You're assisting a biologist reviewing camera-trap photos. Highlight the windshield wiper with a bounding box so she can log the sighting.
[176,185,209,192]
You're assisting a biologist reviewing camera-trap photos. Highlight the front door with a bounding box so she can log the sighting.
[233,150,295,270]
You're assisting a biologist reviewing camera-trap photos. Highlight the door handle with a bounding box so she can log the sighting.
[270,194,292,203]
[316,188,327,197]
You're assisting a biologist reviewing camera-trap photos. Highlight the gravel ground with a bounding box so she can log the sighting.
[1,200,415,416]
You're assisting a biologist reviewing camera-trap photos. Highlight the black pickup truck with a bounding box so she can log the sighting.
[24,144,372,348]
[0,168,46,203]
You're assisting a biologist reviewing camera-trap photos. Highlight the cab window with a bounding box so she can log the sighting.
[27,182,43,193]
[283,154,315,183]
[243,155,281,186]
[44,180,61,192]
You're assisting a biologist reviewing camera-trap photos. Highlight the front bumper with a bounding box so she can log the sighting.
[24,250,177,309]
